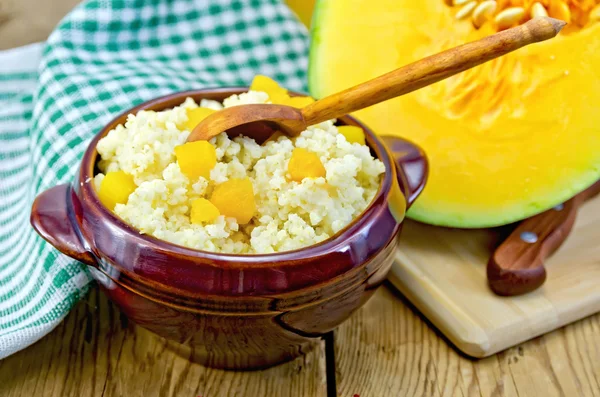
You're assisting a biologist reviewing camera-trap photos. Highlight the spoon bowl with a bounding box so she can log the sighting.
[191,103,304,144]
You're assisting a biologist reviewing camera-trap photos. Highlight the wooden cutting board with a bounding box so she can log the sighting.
[388,194,600,358]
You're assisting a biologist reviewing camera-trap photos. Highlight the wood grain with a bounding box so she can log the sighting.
[3,285,599,397]
[0,0,81,50]
[334,285,600,397]
[388,194,600,358]
[0,288,327,397]
[3,1,600,396]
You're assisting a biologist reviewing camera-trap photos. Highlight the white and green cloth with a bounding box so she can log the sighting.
[0,0,309,359]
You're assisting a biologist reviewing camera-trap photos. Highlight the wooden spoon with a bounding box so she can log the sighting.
[487,180,600,296]
[186,17,565,143]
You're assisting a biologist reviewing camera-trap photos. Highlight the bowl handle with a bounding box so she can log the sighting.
[30,184,96,266]
[381,136,428,208]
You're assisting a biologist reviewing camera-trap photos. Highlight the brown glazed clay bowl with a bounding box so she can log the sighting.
[30,87,428,370]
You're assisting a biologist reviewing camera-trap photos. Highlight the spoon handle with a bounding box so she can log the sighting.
[301,17,565,126]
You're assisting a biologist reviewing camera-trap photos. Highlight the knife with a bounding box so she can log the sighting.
[487,180,600,296]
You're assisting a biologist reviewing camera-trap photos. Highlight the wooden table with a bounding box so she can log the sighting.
[2,284,600,396]
[1,1,599,396]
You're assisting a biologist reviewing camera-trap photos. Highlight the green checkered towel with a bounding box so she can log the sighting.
[0,0,309,359]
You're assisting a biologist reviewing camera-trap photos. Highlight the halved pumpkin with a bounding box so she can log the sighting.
[308,0,600,227]
[286,0,317,27]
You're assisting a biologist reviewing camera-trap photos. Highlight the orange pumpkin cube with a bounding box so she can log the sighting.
[210,178,257,224]
[174,141,217,180]
[190,198,221,224]
[288,148,326,182]
[250,75,290,105]
[337,125,366,145]
[98,170,136,210]
[287,96,316,108]
[182,107,216,132]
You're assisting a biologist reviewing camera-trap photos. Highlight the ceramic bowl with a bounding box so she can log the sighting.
[30,87,428,370]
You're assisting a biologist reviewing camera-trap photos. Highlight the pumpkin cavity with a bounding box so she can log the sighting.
[446,0,600,33]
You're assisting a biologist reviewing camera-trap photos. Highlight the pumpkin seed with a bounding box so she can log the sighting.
[494,6,526,29]
[549,1,572,23]
[472,1,498,28]
[444,0,598,32]
[589,4,600,23]
[530,2,549,18]
[456,1,478,19]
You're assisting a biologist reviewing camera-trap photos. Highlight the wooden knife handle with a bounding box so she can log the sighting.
[487,181,600,296]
